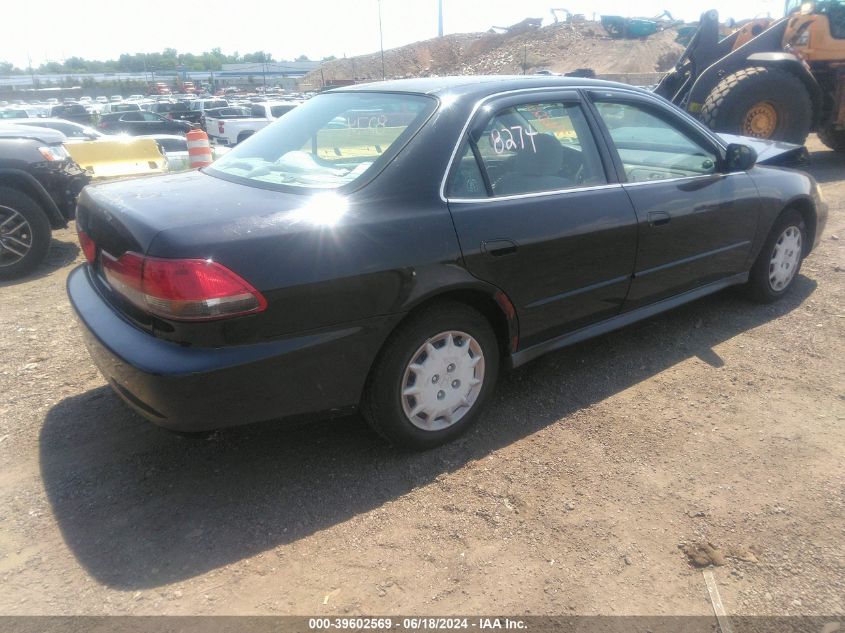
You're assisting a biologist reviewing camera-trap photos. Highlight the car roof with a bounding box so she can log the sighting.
[335,76,647,99]
[6,118,88,128]
[0,123,67,143]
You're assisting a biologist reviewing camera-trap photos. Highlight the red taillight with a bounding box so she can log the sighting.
[218,120,225,134]
[77,226,97,264]
[101,252,267,321]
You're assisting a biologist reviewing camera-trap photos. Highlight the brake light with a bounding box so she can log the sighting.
[101,252,267,321]
[218,120,225,134]
[77,226,97,263]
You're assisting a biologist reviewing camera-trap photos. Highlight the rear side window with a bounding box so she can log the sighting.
[466,101,607,197]
[447,145,487,199]
[120,112,143,121]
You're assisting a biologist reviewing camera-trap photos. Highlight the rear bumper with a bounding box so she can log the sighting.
[67,265,399,432]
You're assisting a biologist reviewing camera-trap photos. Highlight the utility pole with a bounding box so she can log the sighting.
[438,0,443,37]
[27,54,35,88]
[378,0,386,80]
[262,52,268,93]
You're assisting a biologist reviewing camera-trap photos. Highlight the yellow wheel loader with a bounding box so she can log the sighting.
[655,1,845,151]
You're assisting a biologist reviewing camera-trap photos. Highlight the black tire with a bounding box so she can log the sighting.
[817,124,845,153]
[700,67,813,145]
[361,301,500,450]
[0,186,52,280]
[746,209,807,303]
[236,131,254,144]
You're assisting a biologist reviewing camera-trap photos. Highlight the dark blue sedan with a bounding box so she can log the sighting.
[69,76,827,449]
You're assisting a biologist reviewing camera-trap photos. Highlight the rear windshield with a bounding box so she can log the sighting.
[270,105,296,117]
[208,92,436,192]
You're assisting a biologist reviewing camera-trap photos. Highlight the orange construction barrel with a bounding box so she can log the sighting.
[186,129,213,168]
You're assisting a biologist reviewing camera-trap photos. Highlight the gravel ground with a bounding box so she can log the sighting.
[0,138,842,617]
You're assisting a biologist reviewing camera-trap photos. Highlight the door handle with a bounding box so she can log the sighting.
[648,211,671,227]
[482,239,518,257]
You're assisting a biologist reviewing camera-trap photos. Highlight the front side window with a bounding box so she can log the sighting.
[468,101,607,197]
[209,92,436,191]
[593,100,718,182]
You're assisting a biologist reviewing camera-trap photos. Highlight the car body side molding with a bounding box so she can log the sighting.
[510,271,749,368]
[634,240,752,278]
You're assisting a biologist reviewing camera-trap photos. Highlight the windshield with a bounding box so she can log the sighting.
[208,91,437,192]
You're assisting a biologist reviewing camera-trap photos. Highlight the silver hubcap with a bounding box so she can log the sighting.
[401,330,485,431]
[0,205,33,268]
[769,226,802,292]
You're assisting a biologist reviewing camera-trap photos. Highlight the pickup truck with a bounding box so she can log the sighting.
[185,98,229,125]
[206,101,298,146]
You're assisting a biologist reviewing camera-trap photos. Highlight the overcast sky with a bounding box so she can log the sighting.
[2,0,786,69]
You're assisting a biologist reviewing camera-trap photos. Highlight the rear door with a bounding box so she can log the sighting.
[118,112,145,134]
[587,90,761,309]
[445,91,638,348]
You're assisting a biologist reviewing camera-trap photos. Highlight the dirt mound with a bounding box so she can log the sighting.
[305,21,684,85]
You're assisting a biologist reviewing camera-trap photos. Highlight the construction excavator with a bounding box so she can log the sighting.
[654,1,845,151]
[600,10,681,39]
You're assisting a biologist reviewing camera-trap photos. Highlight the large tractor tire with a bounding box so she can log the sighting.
[817,124,845,153]
[700,66,813,145]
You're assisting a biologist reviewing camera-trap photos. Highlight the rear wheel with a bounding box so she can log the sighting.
[701,67,813,145]
[746,210,806,303]
[818,124,845,153]
[361,301,500,450]
[0,187,52,280]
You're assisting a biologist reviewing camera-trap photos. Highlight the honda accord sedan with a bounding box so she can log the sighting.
[69,76,827,449]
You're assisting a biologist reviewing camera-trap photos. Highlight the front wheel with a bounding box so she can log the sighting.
[818,124,845,153]
[700,67,813,145]
[0,187,52,280]
[746,210,807,303]
[361,301,500,450]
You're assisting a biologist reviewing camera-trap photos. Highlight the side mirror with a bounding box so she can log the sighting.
[725,143,757,172]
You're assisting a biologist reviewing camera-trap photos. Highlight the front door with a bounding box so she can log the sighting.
[446,93,638,348]
[589,93,761,309]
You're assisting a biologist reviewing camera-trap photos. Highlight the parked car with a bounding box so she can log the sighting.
[45,104,91,125]
[69,77,827,449]
[147,101,193,122]
[183,98,229,124]
[0,124,89,278]
[0,109,30,119]
[99,103,142,115]
[97,111,193,136]
[3,118,102,141]
[199,106,251,131]
[206,101,298,145]
[95,97,109,104]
